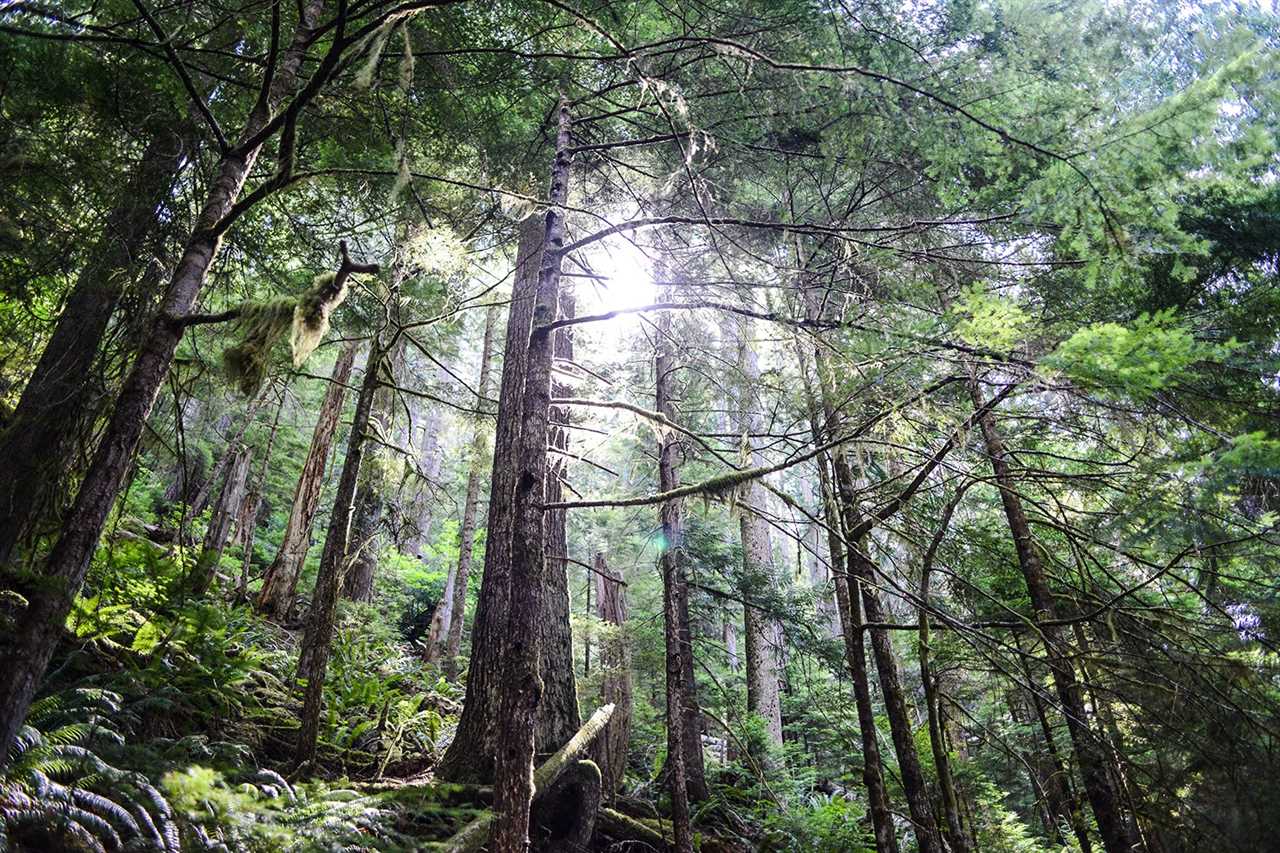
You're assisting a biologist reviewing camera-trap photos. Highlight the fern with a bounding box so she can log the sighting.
[0,689,179,853]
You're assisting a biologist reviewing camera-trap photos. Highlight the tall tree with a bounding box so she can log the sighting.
[0,125,191,565]
[296,330,385,766]
[441,303,500,678]
[435,214,542,782]
[727,316,785,754]
[968,372,1140,853]
[257,340,358,619]
[0,0,338,760]
[490,95,572,853]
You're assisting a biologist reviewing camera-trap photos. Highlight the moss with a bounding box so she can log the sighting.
[222,272,351,396]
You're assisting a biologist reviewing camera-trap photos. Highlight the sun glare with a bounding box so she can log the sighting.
[586,241,657,314]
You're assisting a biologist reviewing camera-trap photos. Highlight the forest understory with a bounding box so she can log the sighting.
[1,0,1278,851]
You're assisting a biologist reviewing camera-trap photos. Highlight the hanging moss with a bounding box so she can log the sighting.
[221,296,295,396]
[222,271,352,396]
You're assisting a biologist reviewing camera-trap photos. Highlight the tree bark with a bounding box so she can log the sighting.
[238,391,286,598]
[342,338,398,604]
[257,340,358,618]
[656,307,695,852]
[535,285,581,758]
[797,339,900,853]
[588,551,632,800]
[0,125,190,566]
[968,374,1140,853]
[296,336,383,767]
[193,442,253,594]
[727,316,784,755]
[491,95,572,853]
[0,0,327,766]
[435,214,544,783]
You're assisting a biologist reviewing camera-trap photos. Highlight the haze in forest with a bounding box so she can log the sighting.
[0,1,1277,851]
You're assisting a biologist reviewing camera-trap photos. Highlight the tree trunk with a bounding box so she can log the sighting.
[238,391,286,598]
[436,213,544,783]
[917,496,972,853]
[193,443,253,594]
[0,0,326,766]
[296,337,383,766]
[438,305,497,677]
[425,565,457,662]
[968,374,1139,853]
[405,403,444,557]
[727,316,784,754]
[588,551,632,801]
[656,307,695,852]
[257,340,358,618]
[491,96,572,853]
[341,473,384,603]
[0,126,190,566]
[342,339,398,604]
[535,285,581,757]
[797,339,899,853]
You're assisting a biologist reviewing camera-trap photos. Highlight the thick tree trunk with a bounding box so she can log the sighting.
[0,0,326,766]
[257,340,358,618]
[435,214,543,783]
[968,375,1140,853]
[296,337,383,766]
[0,126,190,566]
[193,443,253,594]
[588,551,632,800]
[536,286,581,757]
[440,305,497,682]
[491,96,572,853]
[727,317,784,754]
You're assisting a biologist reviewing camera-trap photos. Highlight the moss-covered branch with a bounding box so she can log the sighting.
[438,702,616,853]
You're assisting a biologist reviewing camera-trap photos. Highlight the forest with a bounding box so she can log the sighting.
[0,0,1278,851]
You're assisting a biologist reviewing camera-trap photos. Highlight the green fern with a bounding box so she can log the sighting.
[1,689,179,852]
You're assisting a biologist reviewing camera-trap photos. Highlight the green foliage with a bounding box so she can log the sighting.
[1042,309,1238,397]
[761,793,872,852]
[951,284,1033,351]
[1,688,181,853]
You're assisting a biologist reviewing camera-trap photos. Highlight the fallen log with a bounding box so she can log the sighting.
[437,703,616,853]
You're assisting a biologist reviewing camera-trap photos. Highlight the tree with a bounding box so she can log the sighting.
[257,341,358,619]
